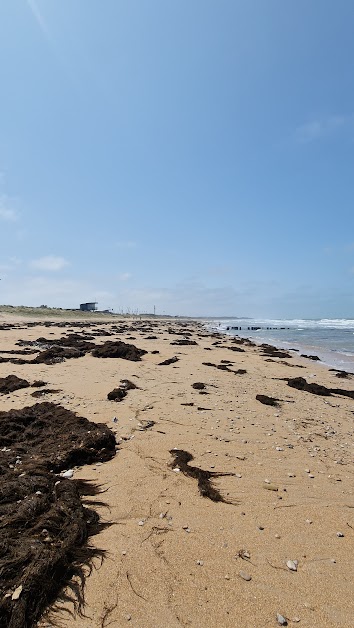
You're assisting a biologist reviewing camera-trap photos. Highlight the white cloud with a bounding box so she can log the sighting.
[296,113,354,143]
[26,0,51,40]
[0,194,20,222]
[0,207,19,222]
[118,272,132,281]
[30,256,70,271]
[0,257,22,273]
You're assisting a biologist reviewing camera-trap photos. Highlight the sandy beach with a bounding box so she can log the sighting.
[1,313,354,627]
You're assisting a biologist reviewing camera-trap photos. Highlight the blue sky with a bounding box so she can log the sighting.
[0,0,354,317]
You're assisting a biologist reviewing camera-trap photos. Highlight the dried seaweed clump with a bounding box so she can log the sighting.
[256,394,280,407]
[92,341,147,361]
[0,375,30,394]
[169,449,235,504]
[0,402,116,627]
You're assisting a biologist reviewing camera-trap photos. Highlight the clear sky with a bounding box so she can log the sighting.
[0,0,353,317]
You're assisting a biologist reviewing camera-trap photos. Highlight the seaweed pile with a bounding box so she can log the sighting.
[0,402,116,628]
[0,375,30,394]
[169,449,236,504]
[91,341,147,361]
[287,376,354,399]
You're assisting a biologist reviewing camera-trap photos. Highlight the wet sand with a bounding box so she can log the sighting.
[1,314,354,627]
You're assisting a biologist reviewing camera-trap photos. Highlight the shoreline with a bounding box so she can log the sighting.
[1,314,354,627]
[204,320,354,373]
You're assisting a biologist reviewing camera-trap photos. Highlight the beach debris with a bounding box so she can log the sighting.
[11,585,23,601]
[287,376,354,400]
[276,613,288,626]
[158,356,179,366]
[286,560,298,571]
[0,402,116,627]
[136,420,155,431]
[239,570,251,581]
[336,531,344,537]
[107,388,127,402]
[260,344,291,359]
[120,379,139,390]
[256,394,281,407]
[92,341,147,361]
[0,374,30,394]
[237,549,251,560]
[112,416,118,423]
[287,377,331,396]
[169,449,236,503]
[31,388,61,397]
[170,339,198,345]
[32,380,47,387]
[60,469,74,479]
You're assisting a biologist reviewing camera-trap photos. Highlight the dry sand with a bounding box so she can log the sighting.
[1,314,354,627]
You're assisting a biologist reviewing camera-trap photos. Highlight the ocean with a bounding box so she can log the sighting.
[205,318,354,373]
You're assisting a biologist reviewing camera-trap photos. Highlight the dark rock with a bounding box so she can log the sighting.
[192,382,206,390]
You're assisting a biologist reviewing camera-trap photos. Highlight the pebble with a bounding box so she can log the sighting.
[276,613,288,626]
[239,570,252,581]
[305,519,312,524]
[263,482,278,491]
[196,560,204,566]
[275,534,281,539]
[124,614,132,621]
[138,520,145,526]
[308,474,315,478]
[336,531,344,537]
[286,560,298,571]
[235,473,242,478]
[276,447,284,451]
[225,574,230,580]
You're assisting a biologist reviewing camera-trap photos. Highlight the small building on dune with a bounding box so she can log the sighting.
[79,302,97,312]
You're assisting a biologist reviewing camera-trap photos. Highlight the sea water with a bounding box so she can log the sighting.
[205,318,354,373]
